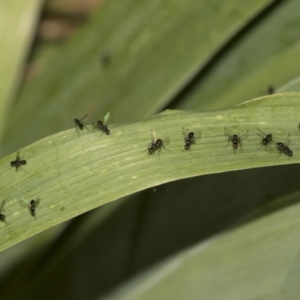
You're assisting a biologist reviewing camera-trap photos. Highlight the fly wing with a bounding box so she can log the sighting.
[80,114,89,121]
[0,200,5,211]
[286,133,291,146]
[104,112,110,125]
[239,129,249,138]
[182,127,188,141]
[224,127,231,138]
[151,129,157,144]
[35,198,41,207]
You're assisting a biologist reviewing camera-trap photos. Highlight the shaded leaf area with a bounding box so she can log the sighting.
[0,198,124,300]
[1,0,270,157]
[0,95,300,299]
[172,0,300,110]
[5,165,300,300]
[0,0,42,141]
[102,191,300,300]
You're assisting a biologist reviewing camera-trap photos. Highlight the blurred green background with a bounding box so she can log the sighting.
[1,0,300,299]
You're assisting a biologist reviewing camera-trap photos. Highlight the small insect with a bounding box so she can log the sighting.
[11,151,27,171]
[276,135,293,157]
[0,200,7,223]
[148,139,165,154]
[94,112,110,135]
[28,199,40,218]
[182,128,195,151]
[74,114,89,135]
[100,53,111,67]
[182,128,201,151]
[21,198,41,219]
[148,129,157,154]
[268,86,275,95]
[257,128,273,147]
[148,129,166,156]
[224,128,248,153]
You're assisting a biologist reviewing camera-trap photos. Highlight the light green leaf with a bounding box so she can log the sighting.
[0,94,299,252]
[278,75,300,92]
[0,0,42,141]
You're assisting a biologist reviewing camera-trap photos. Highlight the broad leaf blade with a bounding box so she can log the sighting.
[0,94,299,252]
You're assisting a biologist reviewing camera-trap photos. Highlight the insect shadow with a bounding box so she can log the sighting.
[224,128,248,153]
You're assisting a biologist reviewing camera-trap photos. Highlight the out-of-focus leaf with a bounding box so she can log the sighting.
[176,0,300,110]
[1,0,270,156]
[0,0,42,141]
[101,190,300,300]
[278,75,300,93]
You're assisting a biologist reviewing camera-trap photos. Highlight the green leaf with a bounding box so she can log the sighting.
[1,1,298,298]
[102,190,300,300]
[177,0,300,110]
[1,0,270,156]
[0,94,299,252]
[0,0,42,141]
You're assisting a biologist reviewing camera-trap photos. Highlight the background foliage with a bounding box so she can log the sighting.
[1,0,300,299]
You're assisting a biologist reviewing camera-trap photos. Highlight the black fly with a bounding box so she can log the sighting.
[224,128,248,153]
[257,128,272,148]
[276,134,293,157]
[277,142,293,157]
[182,128,200,151]
[94,112,110,135]
[29,199,40,218]
[268,86,275,95]
[11,151,27,171]
[95,121,110,135]
[21,198,41,219]
[74,114,89,135]
[148,129,167,156]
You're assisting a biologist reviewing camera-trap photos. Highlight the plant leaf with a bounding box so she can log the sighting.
[101,190,300,300]
[176,0,300,110]
[0,0,42,141]
[0,94,299,252]
[1,0,271,156]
